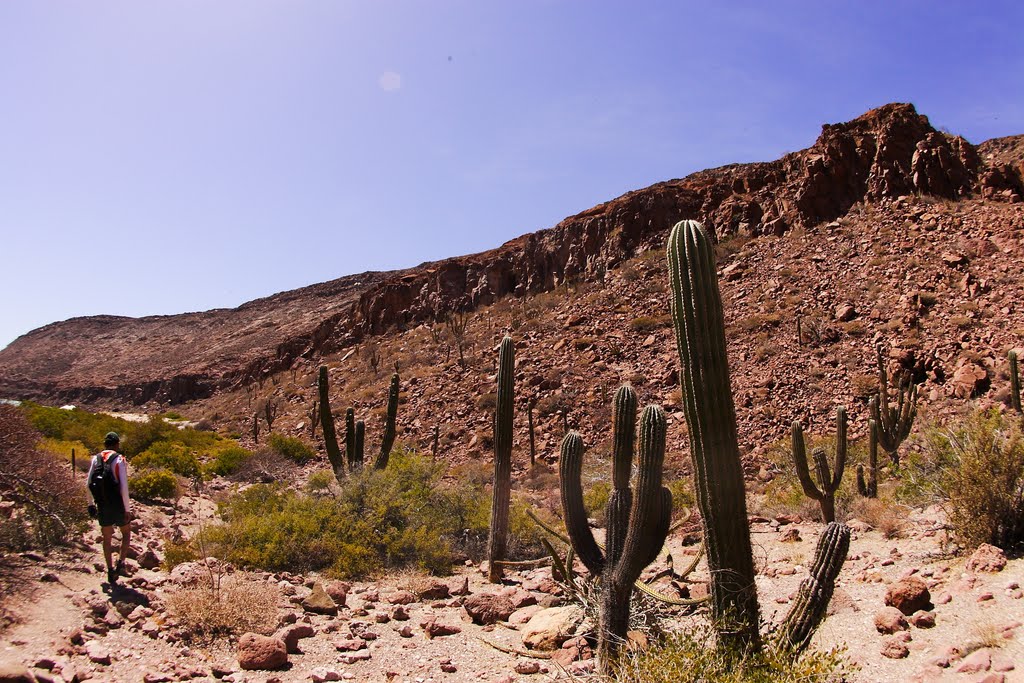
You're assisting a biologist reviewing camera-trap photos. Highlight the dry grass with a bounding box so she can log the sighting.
[165,576,279,642]
[850,498,908,539]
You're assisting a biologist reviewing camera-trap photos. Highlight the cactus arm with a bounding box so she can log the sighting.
[374,372,401,469]
[558,431,605,576]
[611,385,637,489]
[345,407,357,471]
[354,420,365,462]
[318,366,345,483]
[667,219,760,649]
[487,336,514,583]
[831,406,848,491]
[791,421,824,502]
[811,449,836,523]
[778,522,851,653]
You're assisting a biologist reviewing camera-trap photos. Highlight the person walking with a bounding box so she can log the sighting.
[87,432,132,585]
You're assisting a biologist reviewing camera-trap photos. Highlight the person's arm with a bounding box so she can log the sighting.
[86,457,97,503]
[116,457,131,516]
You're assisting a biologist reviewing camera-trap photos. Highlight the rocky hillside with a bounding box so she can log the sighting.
[1,102,1022,410]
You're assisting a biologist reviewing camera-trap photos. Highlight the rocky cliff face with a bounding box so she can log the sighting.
[1,103,1020,406]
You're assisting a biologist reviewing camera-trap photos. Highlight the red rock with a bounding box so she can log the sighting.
[421,619,461,638]
[908,611,935,628]
[273,624,314,654]
[880,637,910,659]
[463,593,517,625]
[951,362,988,399]
[885,576,932,615]
[387,590,416,605]
[333,639,366,652]
[237,633,287,671]
[875,607,909,634]
[967,544,1008,573]
[957,648,992,674]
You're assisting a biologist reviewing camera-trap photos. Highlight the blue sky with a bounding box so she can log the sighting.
[1,2,1022,350]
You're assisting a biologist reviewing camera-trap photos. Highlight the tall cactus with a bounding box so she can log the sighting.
[1010,349,1022,414]
[345,407,358,471]
[487,336,515,583]
[354,420,365,462]
[667,219,759,648]
[373,372,401,469]
[777,522,851,653]
[790,407,848,523]
[318,366,345,483]
[559,386,672,671]
[856,418,879,498]
[870,348,917,465]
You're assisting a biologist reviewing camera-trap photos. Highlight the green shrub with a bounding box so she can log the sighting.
[629,315,671,333]
[134,442,201,479]
[305,470,336,495]
[932,409,1024,550]
[204,446,253,477]
[267,433,315,464]
[130,468,179,500]
[201,448,545,579]
[616,626,850,682]
[163,538,200,570]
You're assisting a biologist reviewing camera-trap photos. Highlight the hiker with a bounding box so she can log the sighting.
[86,432,132,585]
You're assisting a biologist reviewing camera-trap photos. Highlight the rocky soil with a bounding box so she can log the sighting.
[1,493,1023,682]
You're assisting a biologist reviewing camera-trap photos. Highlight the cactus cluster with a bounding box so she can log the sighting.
[870,348,917,465]
[790,407,848,523]
[318,365,400,482]
[487,335,515,583]
[560,384,672,671]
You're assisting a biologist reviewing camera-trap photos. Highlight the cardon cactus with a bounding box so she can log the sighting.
[373,372,400,469]
[345,407,358,471]
[790,407,848,523]
[487,335,515,583]
[559,385,672,671]
[856,418,879,498]
[354,420,365,462]
[870,348,917,465]
[777,521,851,652]
[318,366,345,483]
[1010,349,1021,414]
[667,219,760,647]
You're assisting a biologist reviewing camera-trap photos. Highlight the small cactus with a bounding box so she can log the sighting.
[856,418,879,498]
[318,366,345,482]
[487,336,515,583]
[559,385,672,672]
[667,219,760,648]
[1010,349,1021,414]
[354,420,365,462]
[870,348,917,465]
[777,522,851,653]
[790,407,848,523]
[373,372,400,469]
[345,407,358,471]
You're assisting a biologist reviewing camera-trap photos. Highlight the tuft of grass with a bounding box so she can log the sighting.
[165,577,279,642]
[614,626,851,683]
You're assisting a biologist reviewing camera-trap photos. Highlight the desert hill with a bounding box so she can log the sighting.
[0,102,1022,431]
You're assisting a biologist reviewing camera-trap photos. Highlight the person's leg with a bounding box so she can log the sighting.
[100,525,114,570]
[117,523,131,573]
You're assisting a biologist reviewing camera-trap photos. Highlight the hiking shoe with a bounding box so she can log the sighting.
[115,559,125,577]
[107,567,117,585]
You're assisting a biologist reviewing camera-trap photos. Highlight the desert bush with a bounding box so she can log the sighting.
[629,315,671,333]
[230,448,291,483]
[931,409,1024,550]
[203,446,253,478]
[129,468,179,501]
[616,625,849,683]
[267,433,315,464]
[203,447,545,578]
[133,442,201,479]
[165,577,278,641]
[163,537,200,570]
[305,470,336,496]
[0,405,89,549]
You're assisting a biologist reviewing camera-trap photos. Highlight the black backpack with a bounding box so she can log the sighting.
[88,451,123,509]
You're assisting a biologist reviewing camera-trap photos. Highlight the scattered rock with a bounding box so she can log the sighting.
[463,593,517,625]
[273,623,315,654]
[522,606,583,650]
[387,590,416,605]
[421,619,461,638]
[967,544,1008,573]
[885,576,932,615]
[514,660,541,674]
[874,607,909,634]
[880,637,910,659]
[302,584,339,615]
[333,639,366,652]
[237,633,288,671]
[0,664,35,683]
[908,610,935,628]
[957,648,992,674]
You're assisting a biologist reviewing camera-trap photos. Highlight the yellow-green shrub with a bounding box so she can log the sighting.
[130,468,179,500]
[133,442,201,479]
[267,433,315,464]
[204,446,253,477]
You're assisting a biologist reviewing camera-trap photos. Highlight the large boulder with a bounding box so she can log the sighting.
[967,544,1007,573]
[237,633,288,671]
[885,576,932,615]
[463,593,516,625]
[521,606,583,650]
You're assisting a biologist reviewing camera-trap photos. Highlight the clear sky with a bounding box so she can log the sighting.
[1,2,1022,350]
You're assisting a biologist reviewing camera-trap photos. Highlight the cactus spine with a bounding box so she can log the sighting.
[487,336,515,583]
[667,219,759,648]
[318,366,345,482]
[777,522,851,653]
[1010,350,1022,414]
[559,386,672,672]
[373,372,400,469]
[790,407,848,523]
[345,407,358,471]
[870,348,917,465]
[856,418,879,498]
